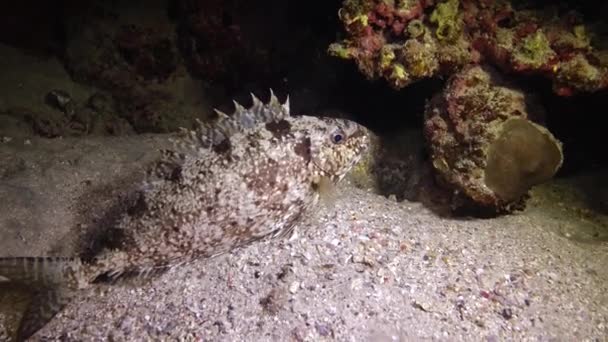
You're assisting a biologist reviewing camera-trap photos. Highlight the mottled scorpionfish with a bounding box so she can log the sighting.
[0,90,369,340]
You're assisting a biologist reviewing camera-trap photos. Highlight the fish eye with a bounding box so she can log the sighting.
[330,130,345,144]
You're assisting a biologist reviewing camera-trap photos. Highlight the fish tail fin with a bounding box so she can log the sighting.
[16,286,75,341]
[0,257,83,340]
[0,257,81,286]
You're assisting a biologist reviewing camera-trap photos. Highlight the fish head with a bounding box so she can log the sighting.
[301,116,370,182]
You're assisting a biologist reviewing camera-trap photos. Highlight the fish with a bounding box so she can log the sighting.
[0,90,370,340]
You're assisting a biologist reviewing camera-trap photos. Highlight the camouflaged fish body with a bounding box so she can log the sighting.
[88,91,369,280]
[0,90,369,340]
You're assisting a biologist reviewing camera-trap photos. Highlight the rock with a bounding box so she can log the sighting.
[62,1,205,134]
[423,65,563,214]
[484,118,563,203]
[45,89,75,118]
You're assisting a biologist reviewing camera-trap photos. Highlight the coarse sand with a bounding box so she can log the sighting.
[0,135,606,341]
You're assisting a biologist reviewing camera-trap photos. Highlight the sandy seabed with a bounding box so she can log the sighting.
[0,135,606,341]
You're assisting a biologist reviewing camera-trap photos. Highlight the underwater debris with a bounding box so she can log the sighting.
[330,0,608,95]
[423,65,563,214]
[0,91,370,340]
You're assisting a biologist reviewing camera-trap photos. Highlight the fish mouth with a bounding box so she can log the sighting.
[312,160,334,179]
[309,123,370,180]
[311,147,367,183]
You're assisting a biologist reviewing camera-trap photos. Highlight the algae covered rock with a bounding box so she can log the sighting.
[424,65,563,214]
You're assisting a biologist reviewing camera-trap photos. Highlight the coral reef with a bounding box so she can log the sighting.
[330,0,608,95]
[423,65,563,214]
[328,0,470,89]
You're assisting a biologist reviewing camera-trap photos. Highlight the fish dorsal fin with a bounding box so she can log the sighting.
[177,89,290,152]
[145,89,289,185]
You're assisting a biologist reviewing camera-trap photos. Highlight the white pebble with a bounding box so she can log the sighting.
[289,281,300,294]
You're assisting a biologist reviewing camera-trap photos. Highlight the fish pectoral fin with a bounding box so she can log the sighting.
[93,264,172,285]
[17,286,74,342]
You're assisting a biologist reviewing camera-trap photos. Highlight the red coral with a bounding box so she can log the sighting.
[367,1,426,36]
[375,2,394,20]
[359,29,385,54]
[515,22,539,38]
[554,86,574,97]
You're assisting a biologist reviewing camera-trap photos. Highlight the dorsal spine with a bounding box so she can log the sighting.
[182,89,290,151]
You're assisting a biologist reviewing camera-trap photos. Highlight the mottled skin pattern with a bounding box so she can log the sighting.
[86,92,369,281]
[0,91,369,340]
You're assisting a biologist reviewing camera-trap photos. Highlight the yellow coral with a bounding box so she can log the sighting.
[340,12,369,26]
[429,0,462,42]
[407,19,425,38]
[338,0,370,27]
[513,30,556,68]
[409,59,430,77]
[496,28,514,50]
[355,14,369,26]
[328,43,354,59]
[397,0,418,13]
[402,40,439,77]
[557,54,601,90]
[379,47,396,70]
[573,25,591,47]
[392,63,407,79]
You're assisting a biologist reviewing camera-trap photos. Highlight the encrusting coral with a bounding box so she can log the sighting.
[329,0,608,96]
